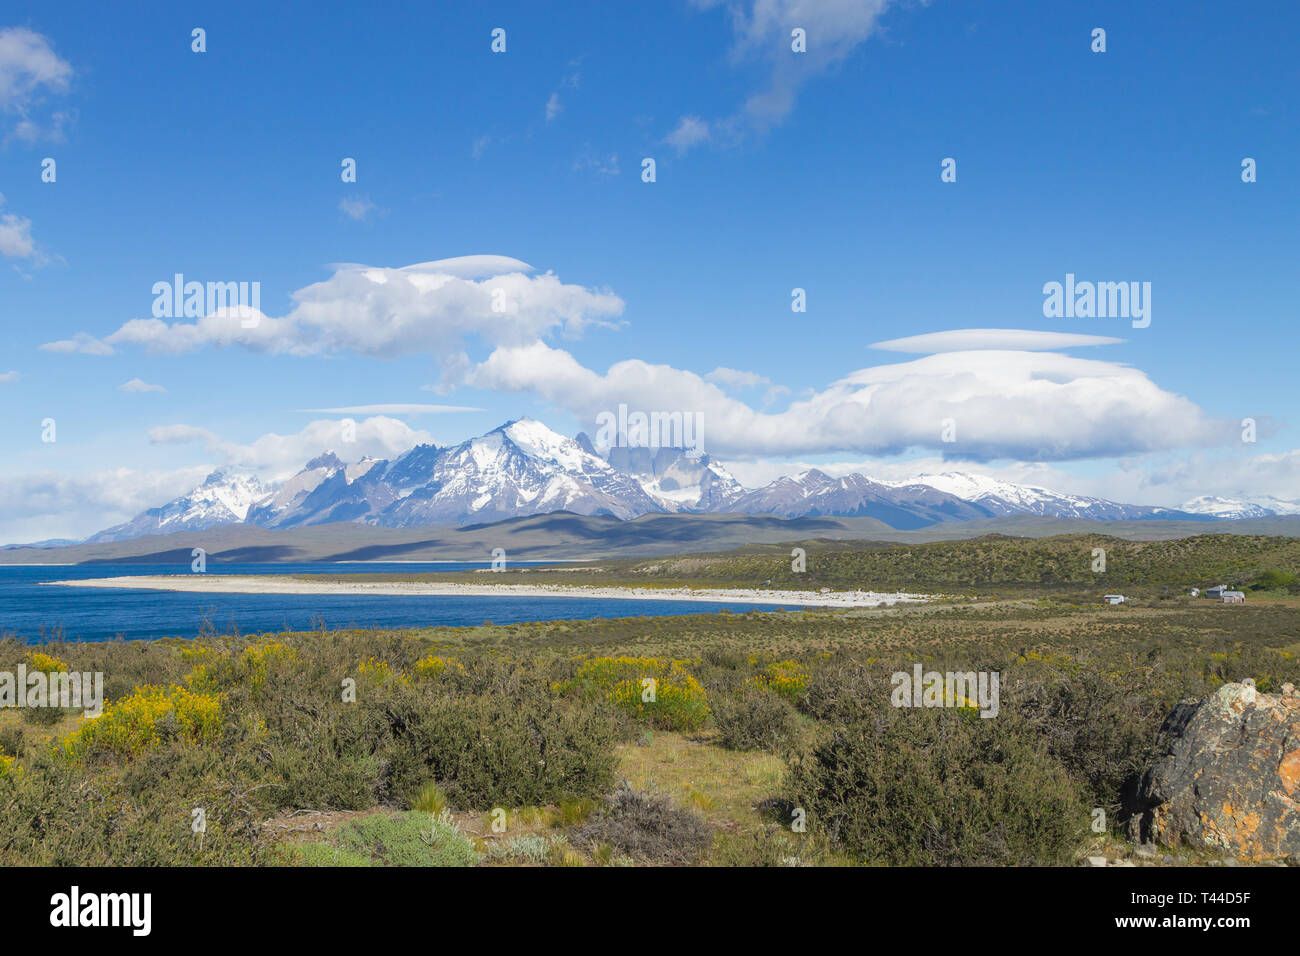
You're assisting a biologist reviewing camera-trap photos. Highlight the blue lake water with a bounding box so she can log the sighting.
[0,562,801,643]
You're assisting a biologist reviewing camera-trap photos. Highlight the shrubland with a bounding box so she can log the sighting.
[2,535,1297,866]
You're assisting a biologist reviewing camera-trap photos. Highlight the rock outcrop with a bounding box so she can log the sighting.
[1135,681,1300,860]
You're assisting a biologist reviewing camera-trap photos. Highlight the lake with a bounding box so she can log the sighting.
[0,562,800,642]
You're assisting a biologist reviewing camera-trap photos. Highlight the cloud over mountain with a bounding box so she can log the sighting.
[147,415,435,481]
[60,256,626,365]
[467,340,1224,461]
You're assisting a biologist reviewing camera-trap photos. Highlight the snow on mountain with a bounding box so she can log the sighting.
[373,419,662,527]
[379,443,442,495]
[346,457,381,482]
[85,418,1285,544]
[1179,495,1279,520]
[895,472,1188,520]
[87,470,272,542]
[596,440,744,513]
[247,452,346,526]
[1250,496,1300,516]
[726,469,993,529]
[248,450,398,528]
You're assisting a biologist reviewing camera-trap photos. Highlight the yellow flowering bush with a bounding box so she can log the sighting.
[25,651,68,673]
[183,662,217,694]
[238,641,299,693]
[1016,649,1077,671]
[61,685,222,761]
[563,656,709,732]
[180,644,215,664]
[413,654,463,680]
[749,659,810,704]
[0,752,18,781]
[356,657,406,688]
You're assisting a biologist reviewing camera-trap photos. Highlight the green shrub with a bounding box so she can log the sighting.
[711,686,799,752]
[799,659,893,724]
[393,692,620,809]
[0,725,25,759]
[1250,569,1298,591]
[1006,671,1163,815]
[788,708,1088,865]
[0,746,267,866]
[263,741,382,812]
[290,842,373,867]
[326,811,480,867]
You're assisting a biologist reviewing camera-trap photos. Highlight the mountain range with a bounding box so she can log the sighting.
[83,418,1298,544]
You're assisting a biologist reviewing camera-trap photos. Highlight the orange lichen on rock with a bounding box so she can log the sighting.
[1136,682,1300,861]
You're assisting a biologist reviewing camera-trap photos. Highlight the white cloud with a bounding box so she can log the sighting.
[1111,448,1300,508]
[0,193,36,260]
[0,27,73,142]
[40,331,113,355]
[338,196,379,221]
[146,415,436,481]
[871,329,1125,353]
[573,147,619,176]
[0,465,210,544]
[148,424,217,445]
[706,366,770,389]
[546,65,582,123]
[665,115,711,154]
[0,370,17,384]
[295,404,482,415]
[119,377,165,393]
[64,255,625,363]
[673,0,898,150]
[467,340,1225,462]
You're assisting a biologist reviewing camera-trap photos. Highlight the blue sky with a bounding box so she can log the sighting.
[1,0,1298,541]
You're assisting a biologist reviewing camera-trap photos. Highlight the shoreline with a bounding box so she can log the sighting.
[47,575,931,609]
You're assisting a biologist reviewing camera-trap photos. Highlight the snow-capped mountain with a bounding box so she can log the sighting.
[1179,495,1300,520]
[1251,496,1300,516]
[85,417,1281,543]
[727,470,992,529]
[88,470,273,543]
[247,452,397,528]
[592,438,744,513]
[894,472,1187,521]
[374,419,659,526]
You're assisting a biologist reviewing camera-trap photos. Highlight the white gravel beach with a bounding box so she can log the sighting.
[49,575,930,609]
